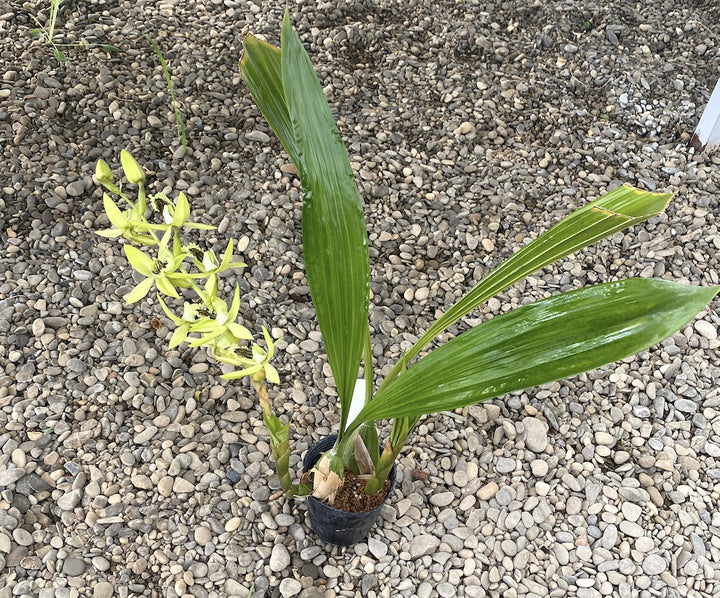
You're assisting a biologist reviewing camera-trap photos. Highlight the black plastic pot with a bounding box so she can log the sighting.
[303,435,396,546]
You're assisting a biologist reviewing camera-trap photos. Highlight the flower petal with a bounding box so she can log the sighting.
[168,326,189,349]
[228,323,254,340]
[96,228,125,238]
[173,192,190,227]
[264,363,280,385]
[155,276,180,298]
[124,277,154,304]
[221,363,263,380]
[124,245,154,276]
[103,193,128,229]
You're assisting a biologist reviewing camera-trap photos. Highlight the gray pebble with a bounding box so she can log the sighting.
[12,528,33,546]
[62,556,86,576]
[407,534,441,559]
[496,457,515,474]
[134,426,158,444]
[270,543,291,572]
[0,467,25,487]
[279,579,302,597]
[523,417,548,452]
[94,582,115,598]
[65,181,86,197]
[674,399,698,413]
[57,489,83,510]
[618,487,649,504]
[642,554,667,575]
[368,537,387,559]
[194,526,213,547]
[430,491,455,507]
[246,130,271,143]
[92,556,111,572]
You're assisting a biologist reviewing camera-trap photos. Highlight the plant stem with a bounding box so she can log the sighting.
[250,378,272,419]
[146,34,187,155]
[251,378,311,497]
[363,439,400,494]
[48,0,61,41]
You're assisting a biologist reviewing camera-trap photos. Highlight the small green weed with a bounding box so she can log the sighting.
[30,0,66,63]
[146,34,188,156]
[29,0,120,64]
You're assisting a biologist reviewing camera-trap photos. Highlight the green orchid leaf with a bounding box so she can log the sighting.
[98,44,121,54]
[277,11,370,435]
[124,277,155,304]
[120,149,145,184]
[352,279,720,424]
[381,185,673,389]
[240,34,299,164]
[123,245,154,277]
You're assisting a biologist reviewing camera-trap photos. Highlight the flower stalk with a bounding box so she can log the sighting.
[95,151,298,494]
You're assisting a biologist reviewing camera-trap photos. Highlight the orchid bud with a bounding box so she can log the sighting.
[120,149,145,184]
[95,159,113,184]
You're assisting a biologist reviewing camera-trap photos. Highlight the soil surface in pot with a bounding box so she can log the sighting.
[327,471,392,513]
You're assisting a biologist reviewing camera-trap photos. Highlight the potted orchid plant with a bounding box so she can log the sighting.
[96,10,719,545]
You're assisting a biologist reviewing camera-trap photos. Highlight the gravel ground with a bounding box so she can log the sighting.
[2,0,720,597]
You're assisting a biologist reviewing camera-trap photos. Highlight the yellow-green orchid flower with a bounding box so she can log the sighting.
[123,229,204,303]
[189,240,247,286]
[157,296,206,348]
[184,285,253,347]
[217,327,280,384]
[96,194,160,245]
[150,191,215,231]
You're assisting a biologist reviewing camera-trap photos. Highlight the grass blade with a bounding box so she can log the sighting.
[146,35,187,155]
